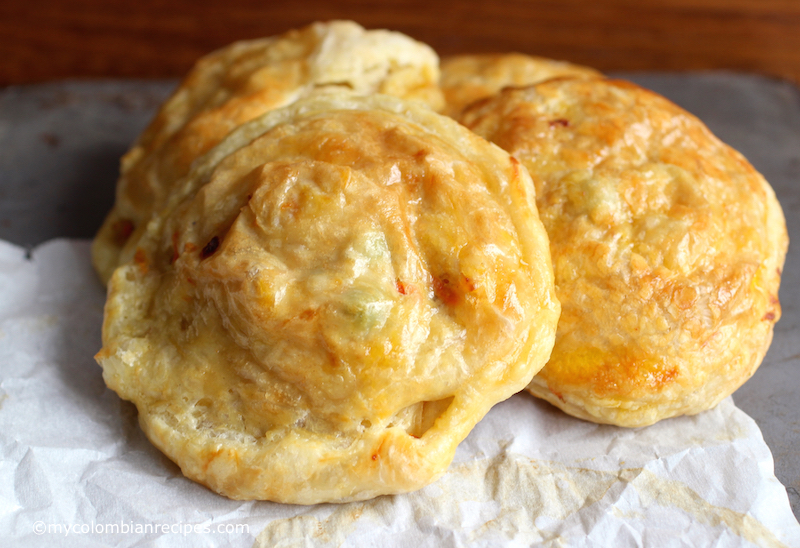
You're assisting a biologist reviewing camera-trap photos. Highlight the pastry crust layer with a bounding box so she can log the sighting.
[440,53,600,117]
[458,78,788,427]
[96,93,560,502]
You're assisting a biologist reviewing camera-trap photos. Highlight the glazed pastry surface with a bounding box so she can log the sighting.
[96,93,560,502]
[458,78,787,426]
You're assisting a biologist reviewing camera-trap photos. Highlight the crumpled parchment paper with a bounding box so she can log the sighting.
[1,239,798,547]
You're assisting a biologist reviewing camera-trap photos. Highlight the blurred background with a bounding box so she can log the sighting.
[1,0,799,85]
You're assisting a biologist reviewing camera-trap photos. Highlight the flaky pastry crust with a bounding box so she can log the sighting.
[458,78,788,427]
[92,20,444,284]
[440,53,600,118]
[95,93,560,503]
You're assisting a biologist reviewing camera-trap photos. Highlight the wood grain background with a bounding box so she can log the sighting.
[1,0,799,85]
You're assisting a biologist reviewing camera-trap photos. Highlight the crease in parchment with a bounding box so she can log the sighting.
[254,450,789,548]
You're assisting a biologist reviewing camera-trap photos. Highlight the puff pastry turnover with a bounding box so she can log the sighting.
[440,53,600,118]
[458,78,788,427]
[95,93,560,503]
[92,20,444,284]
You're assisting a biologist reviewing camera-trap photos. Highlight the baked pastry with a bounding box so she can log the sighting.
[95,93,560,503]
[458,78,788,427]
[92,20,444,284]
[440,53,600,117]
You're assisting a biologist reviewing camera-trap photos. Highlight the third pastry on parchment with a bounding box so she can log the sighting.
[458,77,787,427]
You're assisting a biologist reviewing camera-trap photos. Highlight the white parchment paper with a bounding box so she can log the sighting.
[1,239,799,547]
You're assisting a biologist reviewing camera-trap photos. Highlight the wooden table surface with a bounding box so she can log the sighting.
[2,0,799,86]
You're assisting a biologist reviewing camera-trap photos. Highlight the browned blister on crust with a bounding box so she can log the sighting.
[458,78,788,427]
[92,21,444,284]
[440,53,601,118]
[95,93,559,503]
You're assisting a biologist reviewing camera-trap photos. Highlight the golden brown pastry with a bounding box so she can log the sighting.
[95,93,560,503]
[458,78,788,427]
[92,20,444,284]
[440,53,601,117]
